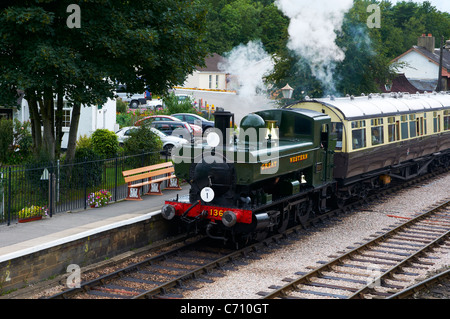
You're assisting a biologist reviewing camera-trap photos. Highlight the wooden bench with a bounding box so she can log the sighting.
[122,162,182,200]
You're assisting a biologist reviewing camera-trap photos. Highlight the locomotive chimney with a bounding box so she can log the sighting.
[417,34,436,53]
[213,109,234,148]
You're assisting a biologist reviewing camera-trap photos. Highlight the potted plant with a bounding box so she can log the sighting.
[18,205,48,223]
[87,189,112,208]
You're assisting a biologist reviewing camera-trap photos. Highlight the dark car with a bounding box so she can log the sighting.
[171,113,214,134]
[150,120,193,141]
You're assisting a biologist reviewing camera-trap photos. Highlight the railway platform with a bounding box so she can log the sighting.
[0,187,189,293]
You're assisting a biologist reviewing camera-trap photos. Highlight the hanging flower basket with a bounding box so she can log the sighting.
[87,189,112,208]
[18,205,48,223]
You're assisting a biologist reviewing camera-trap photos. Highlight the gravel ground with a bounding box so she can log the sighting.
[183,172,450,299]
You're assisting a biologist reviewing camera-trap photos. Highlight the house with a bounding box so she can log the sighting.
[182,53,229,91]
[14,96,117,149]
[379,73,423,94]
[391,34,450,92]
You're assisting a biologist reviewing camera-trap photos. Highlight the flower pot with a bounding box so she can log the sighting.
[19,216,42,223]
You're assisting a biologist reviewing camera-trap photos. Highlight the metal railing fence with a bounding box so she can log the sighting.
[0,150,167,225]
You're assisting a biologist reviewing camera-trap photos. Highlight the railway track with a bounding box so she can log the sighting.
[258,200,450,299]
[46,171,449,299]
[47,237,235,299]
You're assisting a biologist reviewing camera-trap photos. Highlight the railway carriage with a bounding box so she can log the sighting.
[162,92,450,246]
[295,92,450,201]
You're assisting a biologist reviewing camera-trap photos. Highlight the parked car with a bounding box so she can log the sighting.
[175,94,196,107]
[149,120,194,142]
[115,126,188,155]
[171,113,214,134]
[134,114,202,136]
[115,85,163,110]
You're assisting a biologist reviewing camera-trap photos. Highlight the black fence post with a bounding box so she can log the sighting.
[49,161,53,218]
[114,155,118,202]
[7,166,11,226]
[83,157,87,210]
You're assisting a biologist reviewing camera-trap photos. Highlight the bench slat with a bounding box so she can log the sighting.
[124,167,175,183]
[128,175,174,188]
[122,162,173,177]
[122,161,181,200]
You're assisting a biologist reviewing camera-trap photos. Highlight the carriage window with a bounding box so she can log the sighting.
[433,112,440,133]
[387,117,398,142]
[351,120,366,150]
[409,114,417,138]
[444,111,450,131]
[371,118,384,145]
[331,122,343,150]
[401,115,409,139]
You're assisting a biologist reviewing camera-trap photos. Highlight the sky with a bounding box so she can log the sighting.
[388,0,450,13]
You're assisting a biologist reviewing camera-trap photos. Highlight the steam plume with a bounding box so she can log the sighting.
[275,0,354,94]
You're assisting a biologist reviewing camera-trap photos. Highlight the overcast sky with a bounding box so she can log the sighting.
[388,0,450,13]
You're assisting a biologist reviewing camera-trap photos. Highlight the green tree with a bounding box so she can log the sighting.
[0,0,208,163]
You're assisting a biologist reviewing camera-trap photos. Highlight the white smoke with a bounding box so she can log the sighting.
[275,0,354,94]
[219,40,274,99]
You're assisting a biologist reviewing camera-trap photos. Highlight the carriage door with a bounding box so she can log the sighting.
[320,124,330,182]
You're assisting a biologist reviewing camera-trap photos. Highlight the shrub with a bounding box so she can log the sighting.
[91,129,119,159]
[163,92,196,114]
[122,125,162,166]
[116,98,127,113]
[69,135,102,187]
[0,118,13,163]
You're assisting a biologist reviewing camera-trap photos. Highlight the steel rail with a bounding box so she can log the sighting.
[386,268,450,299]
[261,200,450,299]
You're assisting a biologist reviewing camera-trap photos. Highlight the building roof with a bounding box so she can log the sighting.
[393,45,450,77]
[379,73,423,94]
[196,53,227,73]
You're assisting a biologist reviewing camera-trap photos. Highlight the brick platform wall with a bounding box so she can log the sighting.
[0,214,176,293]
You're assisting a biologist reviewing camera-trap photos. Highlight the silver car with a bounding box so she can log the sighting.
[115,126,189,155]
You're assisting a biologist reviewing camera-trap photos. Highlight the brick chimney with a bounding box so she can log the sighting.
[417,34,436,52]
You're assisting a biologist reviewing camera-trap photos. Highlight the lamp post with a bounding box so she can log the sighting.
[281,83,294,99]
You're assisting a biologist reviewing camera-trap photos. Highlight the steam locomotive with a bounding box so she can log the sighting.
[161,92,450,246]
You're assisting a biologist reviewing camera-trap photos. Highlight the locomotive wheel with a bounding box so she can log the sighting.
[295,200,311,226]
[277,207,290,234]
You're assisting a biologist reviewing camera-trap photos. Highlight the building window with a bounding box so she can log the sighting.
[209,75,212,89]
[62,109,71,128]
[351,120,366,150]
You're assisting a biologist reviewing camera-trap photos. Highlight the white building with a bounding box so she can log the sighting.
[392,34,450,91]
[15,97,117,149]
[183,53,229,91]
